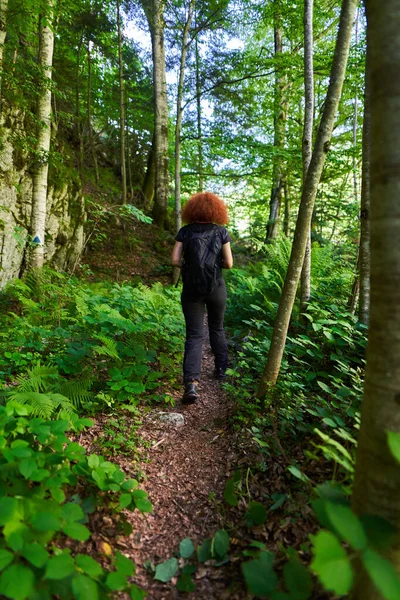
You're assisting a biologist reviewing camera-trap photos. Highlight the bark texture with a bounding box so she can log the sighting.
[358,42,371,326]
[352,3,400,597]
[143,0,169,229]
[300,0,314,314]
[266,0,287,242]
[117,0,127,204]
[87,43,99,184]
[0,0,8,105]
[195,36,203,191]
[257,0,357,395]
[174,0,195,233]
[31,2,55,269]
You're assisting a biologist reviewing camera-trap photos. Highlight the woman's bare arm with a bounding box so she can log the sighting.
[171,241,183,268]
[221,242,233,269]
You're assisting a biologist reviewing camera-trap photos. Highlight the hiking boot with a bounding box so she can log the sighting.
[215,367,226,381]
[182,381,199,404]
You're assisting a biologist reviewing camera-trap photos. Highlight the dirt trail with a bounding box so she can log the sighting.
[121,331,246,599]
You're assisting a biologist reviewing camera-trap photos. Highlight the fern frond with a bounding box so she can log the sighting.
[7,392,54,418]
[57,380,93,407]
[92,335,120,360]
[47,393,76,416]
[15,364,59,393]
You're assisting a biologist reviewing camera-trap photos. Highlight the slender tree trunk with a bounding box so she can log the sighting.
[283,180,290,237]
[266,0,287,242]
[348,250,360,314]
[117,0,127,204]
[75,33,84,174]
[257,0,357,395]
[195,35,203,191]
[30,0,55,269]
[175,0,195,233]
[142,136,155,206]
[87,43,99,184]
[352,2,400,597]
[300,0,314,315]
[0,0,8,108]
[358,42,371,326]
[143,0,169,228]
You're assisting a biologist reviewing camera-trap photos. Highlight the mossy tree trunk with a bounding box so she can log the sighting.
[30,0,55,269]
[352,3,400,597]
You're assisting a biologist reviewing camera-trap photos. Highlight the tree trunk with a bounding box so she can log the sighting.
[352,2,400,597]
[195,35,203,191]
[117,0,127,204]
[143,0,169,229]
[87,42,99,184]
[358,42,371,326]
[257,0,357,395]
[266,0,287,242]
[0,0,8,108]
[30,0,55,270]
[142,137,155,206]
[75,33,84,175]
[300,0,314,315]
[174,0,195,233]
[283,180,290,237]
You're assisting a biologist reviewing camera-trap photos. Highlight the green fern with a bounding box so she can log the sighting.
[57,379,93,408]
[92,335,120,361]
[5,362,92,417]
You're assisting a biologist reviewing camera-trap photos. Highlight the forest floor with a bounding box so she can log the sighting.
[74,219,329,599]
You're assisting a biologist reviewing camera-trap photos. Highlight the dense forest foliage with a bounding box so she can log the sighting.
[0,0,399,599]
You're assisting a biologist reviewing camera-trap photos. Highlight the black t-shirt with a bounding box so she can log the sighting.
[175,223,231,282]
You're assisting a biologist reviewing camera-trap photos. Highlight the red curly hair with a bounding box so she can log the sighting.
[181,192,229,225]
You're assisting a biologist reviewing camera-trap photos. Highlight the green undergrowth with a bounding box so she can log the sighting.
[0,267,185,599]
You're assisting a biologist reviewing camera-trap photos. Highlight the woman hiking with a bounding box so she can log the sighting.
[171,191,233,404]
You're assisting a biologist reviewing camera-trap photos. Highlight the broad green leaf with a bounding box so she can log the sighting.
[31,512,62,532]
[0,549,13,571]
[154,558,179,583]
[387,431,400,463]
[76,554,103,578]
[325,502,367,550]
[119,493,132,509]
[177,573,196,592]
[224,478,238,506]
[134,498,152,513]
[311,531,353,595]
[115,552,135,577]
[63,523,91,541]
[246,501,267,526]
[0,564,34,600]
[21,543,49,568]
[362,548,400,600]
[130,584,147,599]
[106,570,128,591]
[62,503,84,524]
[179,538,195,559]
[45,553,75,580]
[72,574,99,600]
[242,551,278,596]
[0,498,17,526]
[283,557,313,600]
[197,539,212,562]
[213,529,230,558]
[19,457,37,479]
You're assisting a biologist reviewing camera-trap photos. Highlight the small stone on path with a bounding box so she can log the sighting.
[157,412,185,427]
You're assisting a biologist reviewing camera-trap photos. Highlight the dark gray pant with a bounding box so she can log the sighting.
[181,279,228,383]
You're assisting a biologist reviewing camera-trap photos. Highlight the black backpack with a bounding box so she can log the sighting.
[182,225,222,295]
